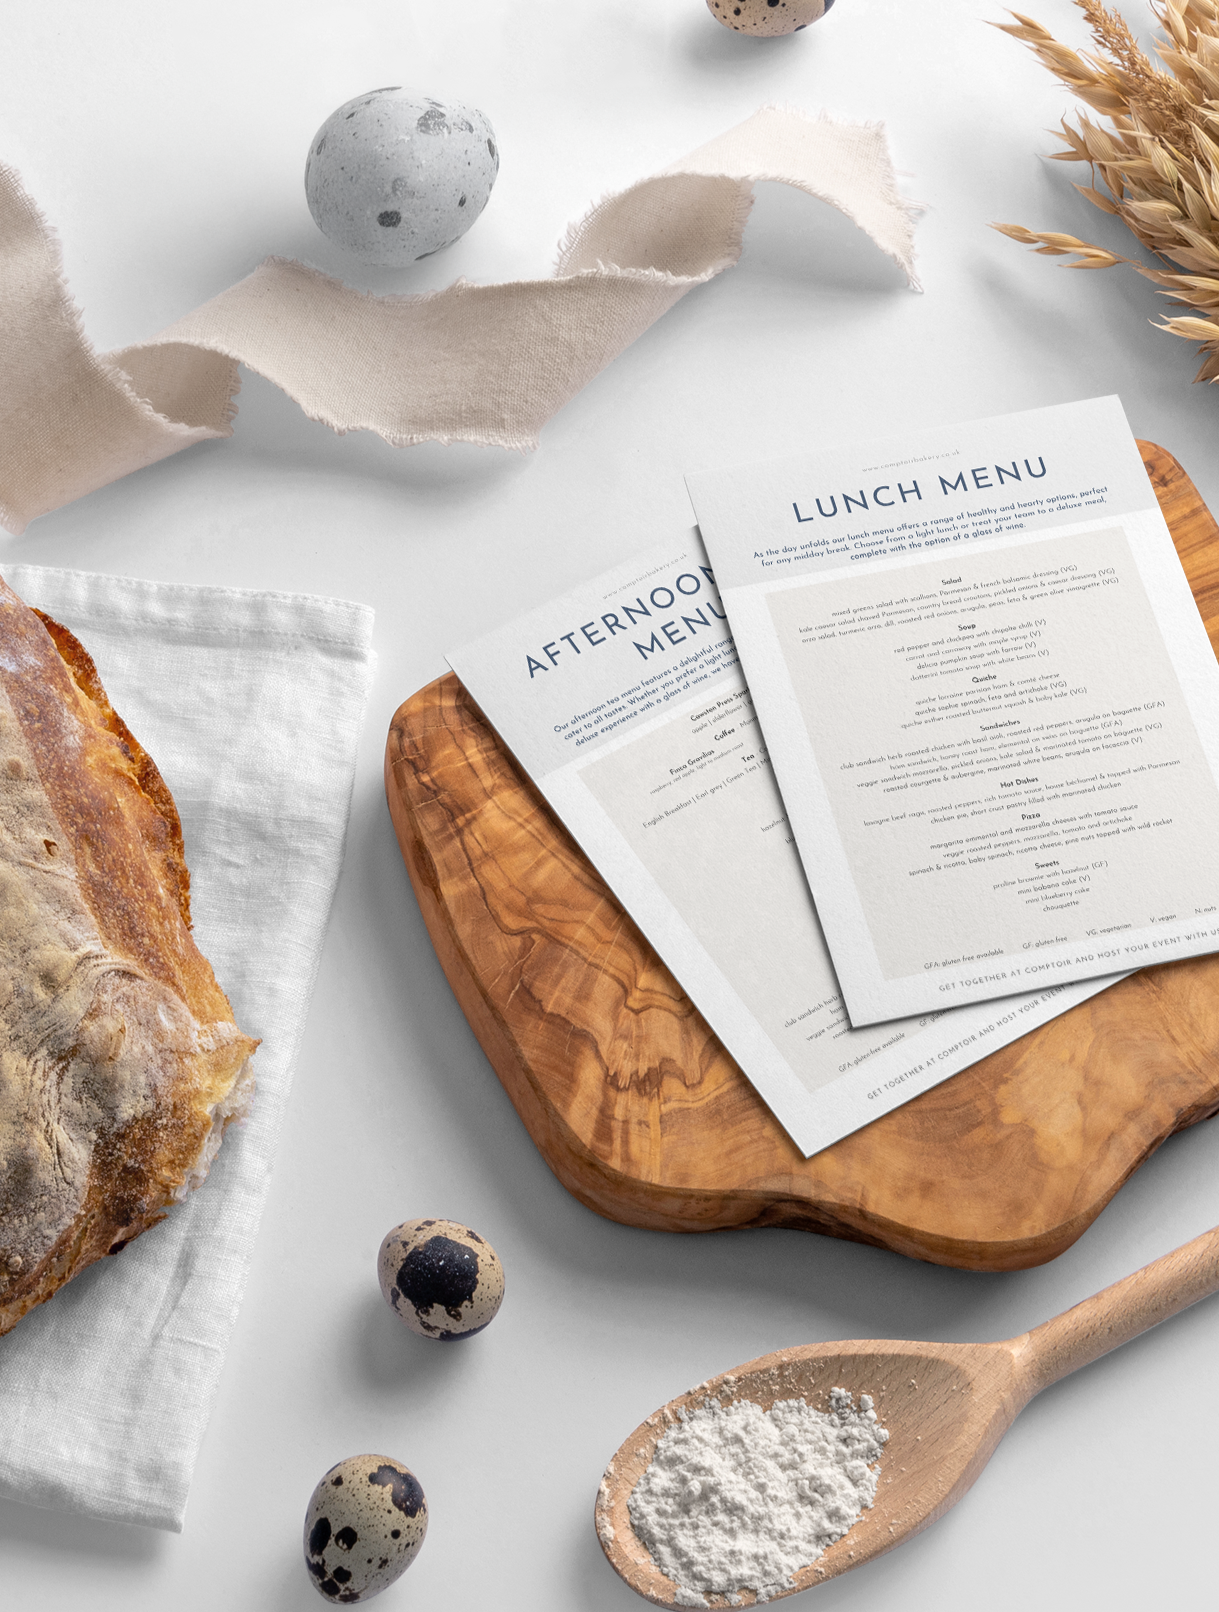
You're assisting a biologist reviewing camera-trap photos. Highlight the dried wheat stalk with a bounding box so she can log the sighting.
[994,0,1219,381]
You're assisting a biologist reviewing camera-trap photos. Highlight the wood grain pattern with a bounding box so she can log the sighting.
[384,442,1219,1272]
[594,1223,1219,1605]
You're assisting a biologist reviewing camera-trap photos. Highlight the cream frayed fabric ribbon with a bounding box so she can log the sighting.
[0,107,919,536]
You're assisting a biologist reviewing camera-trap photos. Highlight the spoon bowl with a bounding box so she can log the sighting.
[596,1337,1022,1606]
[597,1225,1219,1605]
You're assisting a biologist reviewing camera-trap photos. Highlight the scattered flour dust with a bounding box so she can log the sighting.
[628,1388,889,1606]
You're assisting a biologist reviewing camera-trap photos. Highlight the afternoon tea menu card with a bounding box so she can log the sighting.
[687,396,1219,1026]
[449,540,1117,1157]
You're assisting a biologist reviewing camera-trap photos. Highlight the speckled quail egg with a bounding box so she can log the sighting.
[706,0,834,34]
[304,87,499,265]
[377,1218,504,1340]
[303,1454,427,1603]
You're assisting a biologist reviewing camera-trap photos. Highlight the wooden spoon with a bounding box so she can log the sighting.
[596,1225,1219,1605]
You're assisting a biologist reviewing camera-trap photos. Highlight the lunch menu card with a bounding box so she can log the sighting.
[686,395,1219,1026]
[450,398,1219,1153]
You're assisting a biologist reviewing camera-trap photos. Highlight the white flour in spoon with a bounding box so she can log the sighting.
[628,1387,889,1606]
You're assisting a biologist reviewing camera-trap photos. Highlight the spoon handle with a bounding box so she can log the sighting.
[1015,1224,1219,1397]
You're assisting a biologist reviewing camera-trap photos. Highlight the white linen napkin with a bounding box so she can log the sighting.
[0,564,374,1531]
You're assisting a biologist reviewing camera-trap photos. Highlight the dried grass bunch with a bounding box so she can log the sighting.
[995,0,1219,381]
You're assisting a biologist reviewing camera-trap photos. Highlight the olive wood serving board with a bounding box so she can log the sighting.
[385,442,1219,1271]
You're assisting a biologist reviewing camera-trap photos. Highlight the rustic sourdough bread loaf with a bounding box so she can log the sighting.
[0,575,258,1336]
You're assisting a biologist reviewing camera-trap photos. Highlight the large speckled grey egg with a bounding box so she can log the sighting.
[304,87,499,265]
[707,0,833,33]
[377,1218,504,1340]
[303,1454,427,1603]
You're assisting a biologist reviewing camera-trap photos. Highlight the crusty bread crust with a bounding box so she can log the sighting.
[32,607,194,929]
[0,578,258,1336]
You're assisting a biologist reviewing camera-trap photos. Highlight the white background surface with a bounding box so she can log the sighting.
[2,1,1218,1608]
